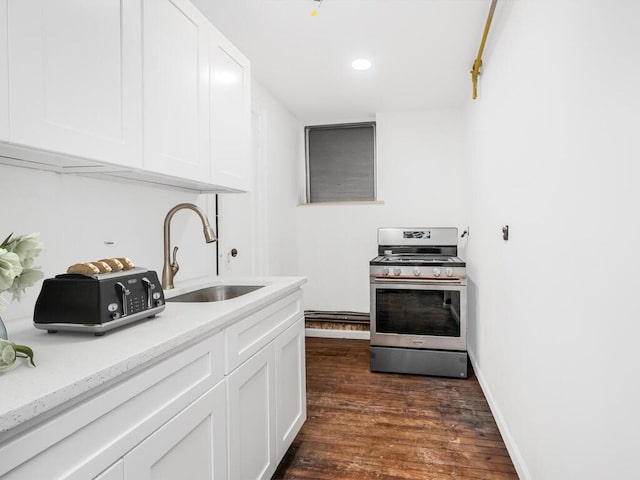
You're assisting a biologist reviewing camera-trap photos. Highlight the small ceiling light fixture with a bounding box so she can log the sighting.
[311,0,324,17]
[352,58,372,71]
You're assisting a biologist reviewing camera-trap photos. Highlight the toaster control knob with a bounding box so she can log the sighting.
[413,268,421,276]
[382,267,389,276]
[433,268,441,277]
[393,267,401,276]
[446,268,454,277]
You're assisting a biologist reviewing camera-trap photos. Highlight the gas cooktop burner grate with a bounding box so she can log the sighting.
[380,255,455,263]
[370,255,466,268]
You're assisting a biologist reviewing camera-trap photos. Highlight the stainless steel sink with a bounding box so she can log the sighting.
[166,285,265,303]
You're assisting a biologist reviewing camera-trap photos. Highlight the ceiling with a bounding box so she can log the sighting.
[192,0,491,122]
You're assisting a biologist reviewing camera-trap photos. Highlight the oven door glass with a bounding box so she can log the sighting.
[375,288,461,337]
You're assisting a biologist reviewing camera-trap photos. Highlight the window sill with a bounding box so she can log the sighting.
[297,200,385,207]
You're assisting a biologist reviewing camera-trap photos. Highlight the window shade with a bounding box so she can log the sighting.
[306,123,376,203]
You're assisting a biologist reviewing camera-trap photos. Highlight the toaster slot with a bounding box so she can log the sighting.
[115,282,130,317]
[142,277,153,309]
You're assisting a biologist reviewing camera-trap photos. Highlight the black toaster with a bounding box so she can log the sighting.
[33,268,165,336]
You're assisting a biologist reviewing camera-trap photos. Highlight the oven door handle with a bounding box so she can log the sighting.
[371,277,464,286]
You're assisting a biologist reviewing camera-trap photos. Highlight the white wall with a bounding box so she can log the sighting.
[218,79,300,277]
[297,109,469,312]
[466,1,640,478]
[0,165,217,321]
[253,81,300,276]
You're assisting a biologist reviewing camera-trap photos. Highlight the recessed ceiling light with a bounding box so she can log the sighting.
[352,58,372,71]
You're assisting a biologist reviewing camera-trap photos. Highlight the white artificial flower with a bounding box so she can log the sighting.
[0,248,22,292]
[8,267,45,301]
[6,233,44,268]
[0,339,17,370]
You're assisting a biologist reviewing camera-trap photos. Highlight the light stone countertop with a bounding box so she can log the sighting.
[0,276,306,438]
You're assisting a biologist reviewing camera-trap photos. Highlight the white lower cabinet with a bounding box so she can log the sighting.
[0,289,306,480]
[94,460,124,480]
[227,317,306,480]
[275,319,307,458]
[123,380,227,480]
[0,331,225,480]
[227,343,277,480]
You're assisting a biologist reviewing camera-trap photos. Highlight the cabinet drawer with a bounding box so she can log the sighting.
[225,291,302,373]
[0,331,225,479]
[124,381,227,480]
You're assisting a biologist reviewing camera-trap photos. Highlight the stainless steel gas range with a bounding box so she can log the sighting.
[369,227,468,378]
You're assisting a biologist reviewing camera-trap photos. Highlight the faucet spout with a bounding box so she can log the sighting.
[162,203,217,289]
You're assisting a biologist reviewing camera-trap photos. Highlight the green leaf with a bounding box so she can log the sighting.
[14,344,35,367]
[0,232,13,249]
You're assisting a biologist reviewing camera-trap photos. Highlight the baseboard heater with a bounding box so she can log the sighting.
[304,310,369,324]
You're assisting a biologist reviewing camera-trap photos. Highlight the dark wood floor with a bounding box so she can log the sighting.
[272,337,518,480]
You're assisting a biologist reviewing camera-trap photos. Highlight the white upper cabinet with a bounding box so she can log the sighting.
[210,28,251,192]
[6,0,143,166]
[0,0,251,192]
[142,0,210,183]
[0,0,8,141]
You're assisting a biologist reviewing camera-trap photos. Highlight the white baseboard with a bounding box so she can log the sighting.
[305,328,370,340]
[467,348,530,480]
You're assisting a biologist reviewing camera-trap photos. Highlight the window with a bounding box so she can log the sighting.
[305,122,376,203]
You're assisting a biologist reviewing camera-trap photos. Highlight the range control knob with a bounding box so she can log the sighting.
[433,268,441,277]
[393,267,402,276]
[446,268,454,277]
[413,268,421,276]
[382,267,390,276]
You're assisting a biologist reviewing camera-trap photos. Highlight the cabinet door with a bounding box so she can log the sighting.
[275,318,307,458]
[0,0,8,141]
[94,460,124,480]
[227,343,277,480]
[7,0,142,166]
[123,381,227,480]
[210,29,251,191]
[142,0,210,182]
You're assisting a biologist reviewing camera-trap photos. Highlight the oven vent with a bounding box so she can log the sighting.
[304,310,370,331]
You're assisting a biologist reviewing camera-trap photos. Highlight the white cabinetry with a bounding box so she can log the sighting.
[209,29,251,192]
[123,381,227,480]
[94,461,124,480]
[227,343,277,480]
[0,284,306,480]
[6,0,142,166]
[0,0,251,193]
[0,331,225,480]
[142,0,210,183]
[275,319,307,458]
[225,292,306,480]
[0,0,8,141]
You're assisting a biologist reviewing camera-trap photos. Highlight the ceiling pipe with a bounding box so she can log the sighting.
[471,0,498,100]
